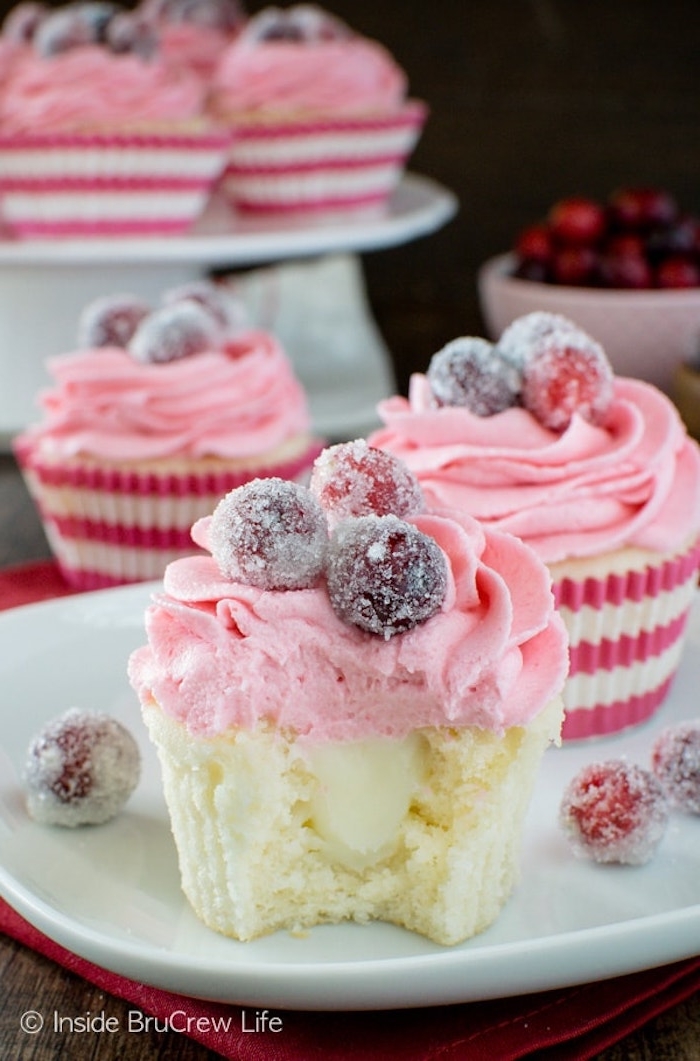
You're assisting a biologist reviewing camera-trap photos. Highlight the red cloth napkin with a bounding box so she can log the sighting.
[2,559,700,1061]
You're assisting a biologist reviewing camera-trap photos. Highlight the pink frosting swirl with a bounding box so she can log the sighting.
[23,330,312,461]
[369,375,700,563]
[210,37,408,118]
[127,508,568,741]
[0,45,207,132]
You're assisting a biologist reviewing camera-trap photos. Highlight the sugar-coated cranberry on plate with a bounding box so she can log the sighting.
[559,759,669,865]
[651,722,700,814]
[24,708,141,827]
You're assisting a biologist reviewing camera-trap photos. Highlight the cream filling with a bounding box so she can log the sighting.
[304,733,427,870]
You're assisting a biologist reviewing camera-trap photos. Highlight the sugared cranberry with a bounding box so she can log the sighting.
[152,0,244,31]
[520,329,614,431]
[326,515,448,639]
[162,280,246,332]
[310,440,424,528]
[548,196,606,246]
[128,301,222,363]
[24,708,141,827]
[77,293,151,349]
[496,311,582,369]
[427,336,521,415]
[243,4,350,43]
[106,11,158,57]
[33,1,119,54]
[209,478,328,590]
[1,1,47,42]
[559,760,669,865]
[651,722,700,814]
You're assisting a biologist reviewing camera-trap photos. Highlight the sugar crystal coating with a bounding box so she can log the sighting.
[309,439,425,527]
[162,280,247,332]
[128,300,222,364]
[496,311,584,369]
[243,3,351,43]
[77,293,151,349]
[520,330,614,431]
[24,708,141,827]
[559,759,669,865]
[209,478,329,590]
[427,336,521,415]
[326,514,448,639]
[651,722,700,814]
[1,1,47,43]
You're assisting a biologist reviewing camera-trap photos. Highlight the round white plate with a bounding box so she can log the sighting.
[1,584,699,1011]
[0,174,458,267]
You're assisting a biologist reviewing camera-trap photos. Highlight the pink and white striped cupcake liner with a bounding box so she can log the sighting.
[219,100,427,216]
[0,128,232,238]
[15,439,324,590]
[552,536,700,741]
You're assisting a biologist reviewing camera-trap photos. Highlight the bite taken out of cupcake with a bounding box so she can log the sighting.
[13,280,323,589]
[208,3,428,217]
[128,440,568,946]
[369,313,700,741]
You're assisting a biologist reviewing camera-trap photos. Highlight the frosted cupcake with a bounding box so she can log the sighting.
[0,1,232,238]
[128,442,567,945]
[369,314,700,740]
[208,4,427,217]
[14,282,323,589]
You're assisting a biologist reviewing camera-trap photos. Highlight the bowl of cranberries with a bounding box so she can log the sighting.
[478,187,700,395]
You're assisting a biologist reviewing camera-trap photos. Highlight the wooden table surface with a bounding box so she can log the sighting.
[1,0,699,1057]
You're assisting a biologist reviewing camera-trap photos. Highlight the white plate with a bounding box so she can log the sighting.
[0,174,458,266]
[0,584,699,1011]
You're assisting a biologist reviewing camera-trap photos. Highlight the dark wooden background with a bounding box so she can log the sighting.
[1,1,700,1058]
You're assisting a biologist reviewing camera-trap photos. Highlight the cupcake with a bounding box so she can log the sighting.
[369,313,700,741]
[13,282,323,589]
[208,4,427,217]
[0,1,232,238]
[127,443,567,945]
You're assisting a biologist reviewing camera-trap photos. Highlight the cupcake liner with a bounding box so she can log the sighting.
[15,438,323,590]
[219,100,427,216]
[552,537,700,740]
[0,129,232,237]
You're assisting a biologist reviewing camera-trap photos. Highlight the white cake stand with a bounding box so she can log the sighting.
[1,173,457,447]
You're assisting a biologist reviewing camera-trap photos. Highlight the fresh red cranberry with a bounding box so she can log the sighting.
[656,255,700,289]
[608,186,678,231]
[512,259,551,283]
[326,515,448,639]
[209,479,329,590]
[551,245,599,286]
[514,222,553,264]
[309,440,424,527]
[548,196,606,245]
[559,760,669,865]
[599,249,653,289]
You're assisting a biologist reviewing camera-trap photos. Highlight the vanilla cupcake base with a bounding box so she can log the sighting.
[15,436,323,589]
[550,535,700,740]
[218,101,427,217]
[141,695,563,946]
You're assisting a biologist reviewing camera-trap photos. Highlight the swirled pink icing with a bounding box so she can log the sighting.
[22,330,312,461]
[158,23,234,80]
[210,37,408,118]
[0,45,207,132]
[127,508,568,741]
[369,375,700,564]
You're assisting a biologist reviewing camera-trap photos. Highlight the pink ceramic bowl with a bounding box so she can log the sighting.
[478,253,700,394]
